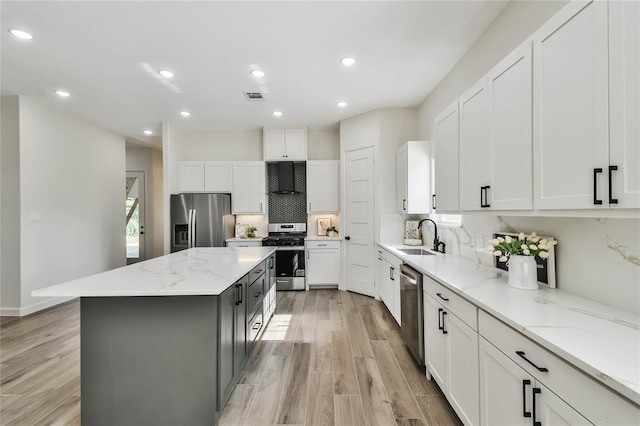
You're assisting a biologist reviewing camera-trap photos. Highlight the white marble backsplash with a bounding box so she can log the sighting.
[414,215,640,315]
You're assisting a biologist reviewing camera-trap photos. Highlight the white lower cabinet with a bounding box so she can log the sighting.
[374,246,401,325]
[306,240,340,287]
[479,337,589,426]
[375,247,387,302]
[424,276,479,426]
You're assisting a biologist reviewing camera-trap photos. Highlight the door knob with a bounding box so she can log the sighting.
[345,236,351,241]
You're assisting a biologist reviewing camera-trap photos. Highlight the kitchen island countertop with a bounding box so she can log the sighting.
[32,247,276,297]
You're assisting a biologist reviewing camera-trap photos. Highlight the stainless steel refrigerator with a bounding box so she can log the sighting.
[170,194,235,252]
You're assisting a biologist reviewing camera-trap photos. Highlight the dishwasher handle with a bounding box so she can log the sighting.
[400,272,417,285]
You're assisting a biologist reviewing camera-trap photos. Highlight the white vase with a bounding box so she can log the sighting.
[507,255,539,290]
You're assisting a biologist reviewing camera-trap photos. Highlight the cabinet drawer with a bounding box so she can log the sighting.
[424,275,477,330]
[227,240,262,248]
[376,246,386,261]
[248,275,265,318]
[249,261,266,284]
[479,311,640,425]
[307,240,340,250]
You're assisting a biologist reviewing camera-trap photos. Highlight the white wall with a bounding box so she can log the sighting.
[126,146,164,259]
[12,96,126,315]
[1,96,21,310]
[412,0,640,314]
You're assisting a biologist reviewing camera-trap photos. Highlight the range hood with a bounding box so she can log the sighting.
[273,161,298,194]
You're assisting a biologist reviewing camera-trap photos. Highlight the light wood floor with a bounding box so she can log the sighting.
[0,290,461,425]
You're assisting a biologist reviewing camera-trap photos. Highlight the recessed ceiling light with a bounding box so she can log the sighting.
[250,70,265,78]
[144,130,153,135]
[158,69,174,78]
[9,29,33,40]
[272,111,283,117]
[340,57,356,66]
[55,90,70,98]
[337,101,347,108]
[180,111,191,117]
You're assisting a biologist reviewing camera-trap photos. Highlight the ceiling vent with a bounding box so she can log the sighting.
[244,92,265,101]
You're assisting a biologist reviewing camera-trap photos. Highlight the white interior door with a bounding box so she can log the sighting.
[344,147,375,297]
[126,171,145,264]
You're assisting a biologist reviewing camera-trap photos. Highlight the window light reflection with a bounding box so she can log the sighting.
[260,314,291,341]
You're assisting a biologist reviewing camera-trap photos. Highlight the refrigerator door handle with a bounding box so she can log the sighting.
[187,209,194,248]
[191,209,197,247]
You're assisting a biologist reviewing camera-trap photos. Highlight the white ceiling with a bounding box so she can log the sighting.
[1,1,508,145]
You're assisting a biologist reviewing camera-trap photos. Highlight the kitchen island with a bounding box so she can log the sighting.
[33,247,277,426]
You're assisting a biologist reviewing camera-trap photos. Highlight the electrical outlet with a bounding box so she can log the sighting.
[475,233,484,248]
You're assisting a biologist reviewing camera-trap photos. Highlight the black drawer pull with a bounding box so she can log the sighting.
[438,308,443,331]
[532,387,541,426]
[442,311,448,334]
[609,165,619,204]
[432,194,436,210]
[252,322,262,331]
[593,168,603,205]
[516,351,548,372]
[436,292,449,302]
[254,292,262,298]
[253,269,263,274]
[522,379,532,418]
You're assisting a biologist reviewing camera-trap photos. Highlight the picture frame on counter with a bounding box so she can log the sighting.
[492,232,557,289]
[317,218,331,236]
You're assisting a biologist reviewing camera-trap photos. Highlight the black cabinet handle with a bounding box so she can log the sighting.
[609,165,619,204]
[254,269,263,275]
[432,194,436,210]
[438,308,443,331]
[403,199,407,211]
[516,351,548,372]
[252,322,262,330]
[522,379,532,418]
[436,292,449,302]
[389,267,395,281]
[235,283,241,306]
[532,387,541,426]
[442,311,448,334]
[594,168,603,205]
[345,236,351,241]
[480,186,485,207]
[254,292,262,298]
[268,257,274,269]
[484,185,491,208]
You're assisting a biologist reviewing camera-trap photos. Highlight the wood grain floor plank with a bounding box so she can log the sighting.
[396,418,428,426]
[353,357,397,426]
[383,329,438,396]
[316,290,331,321]
[333,395,366,426]
[415,395,462,426]
[244,354,290,426]
[357,304,387,340]
[32,395,81,426]
[345,313,373,357]
[238,340,274,384]
[331,331,359,395]
[312,320,333,372]
[276,343,312,424]
[329,298,347,331]
[370,340,423,419]
[339,291,359,314]
[218,384,256,426]
[305,371,334,426]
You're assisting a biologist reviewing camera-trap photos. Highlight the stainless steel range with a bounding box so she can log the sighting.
[262,223,306,291]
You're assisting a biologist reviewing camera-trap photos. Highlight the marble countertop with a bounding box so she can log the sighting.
[32,247,276,297]
[305,236,342,241]
[378,242,640,406]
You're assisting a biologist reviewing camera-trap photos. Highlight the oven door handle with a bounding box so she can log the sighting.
[274,246,305,251]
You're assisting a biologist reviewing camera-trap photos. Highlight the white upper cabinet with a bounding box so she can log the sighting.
[263,127,307,161]
[307,160,339,213]
[609,0,640,208]
[231,162,265,214]
[178,161,205,192]
[459,79,491,211]
[434,102,460,212]
[204,162,232,192]
[397,141,432,214]
[533,0,609,209]
[488,41,533,210]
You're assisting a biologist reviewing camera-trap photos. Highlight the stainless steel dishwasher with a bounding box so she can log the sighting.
[399,263,424,366]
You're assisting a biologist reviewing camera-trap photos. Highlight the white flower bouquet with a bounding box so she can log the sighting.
[487,232,557,263]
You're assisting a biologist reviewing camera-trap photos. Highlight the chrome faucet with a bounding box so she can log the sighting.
[417,218,446,253]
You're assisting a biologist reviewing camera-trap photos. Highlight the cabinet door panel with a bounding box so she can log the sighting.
[424,295,446,389]
[434,103,459,212]
[264,128,286,160]
[218,285,236,409]
[376,253,387,303]
[307,161,339,212]
[179,162,205,192]
[235,280,247,373]
[397,145,408,212]
[536,382,592,425]
[204,162,231,192]
[479,338,532,426]
[489,42,533,210]
[231,162,265,214]
[533,0,609,209]
[307,249,340,285]
[446,313,479,426]
[609,0,640,208]
[459,79,491,211]
[284,128,307,160]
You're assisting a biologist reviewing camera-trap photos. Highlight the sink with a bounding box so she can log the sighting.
[397,248,437,256]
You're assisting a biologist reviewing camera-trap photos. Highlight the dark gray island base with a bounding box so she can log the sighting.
[80,255,276,426]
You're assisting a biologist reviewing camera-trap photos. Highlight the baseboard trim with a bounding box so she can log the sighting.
[0,296,75,317]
